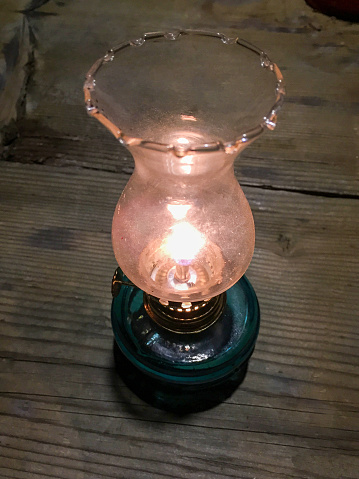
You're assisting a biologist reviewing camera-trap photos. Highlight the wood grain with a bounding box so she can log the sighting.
[0,0,358,478]
[0,162,358,479]
[2,1,359,195]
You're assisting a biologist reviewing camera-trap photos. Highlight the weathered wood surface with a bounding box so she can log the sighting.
[0,1,358,478]
[1,0,359,195]
[1,162,358,479]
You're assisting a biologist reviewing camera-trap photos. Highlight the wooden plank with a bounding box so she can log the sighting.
[0,9,33,147]
[0,162,358,479]
[1,0,358,194]
[1,1,358,478]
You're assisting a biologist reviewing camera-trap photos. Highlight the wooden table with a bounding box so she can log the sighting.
[1,1,358,478]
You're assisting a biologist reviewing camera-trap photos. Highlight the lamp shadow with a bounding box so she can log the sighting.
[110,340,249,416]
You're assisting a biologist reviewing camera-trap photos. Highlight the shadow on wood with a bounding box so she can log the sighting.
[112,340,249,415]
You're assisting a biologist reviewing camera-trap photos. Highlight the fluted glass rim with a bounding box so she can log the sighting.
[84,29,285,157]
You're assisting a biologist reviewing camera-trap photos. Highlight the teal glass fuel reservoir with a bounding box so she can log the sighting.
[84,30,285,412]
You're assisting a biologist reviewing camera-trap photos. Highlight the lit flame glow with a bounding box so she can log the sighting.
[176,137,190,144]
[180,115,197,122]
[163,222,205,264]
[167,203,191,220]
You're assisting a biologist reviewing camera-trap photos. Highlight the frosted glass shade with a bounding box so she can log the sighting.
[84,30,285,302]
[112,146,254,302]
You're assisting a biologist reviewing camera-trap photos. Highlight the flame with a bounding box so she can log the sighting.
[180,115,197,122]
[177,137,190,144]
[167,203,191,220]
[163,222,205,264]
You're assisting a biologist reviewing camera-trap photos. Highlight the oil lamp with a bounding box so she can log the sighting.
[84,30,285,412]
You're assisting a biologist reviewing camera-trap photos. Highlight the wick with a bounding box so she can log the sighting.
[174,263,191,283]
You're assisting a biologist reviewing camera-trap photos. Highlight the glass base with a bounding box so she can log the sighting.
[111,269,260,413]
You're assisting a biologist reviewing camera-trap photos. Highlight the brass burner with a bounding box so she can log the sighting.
[143,293,226,334]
